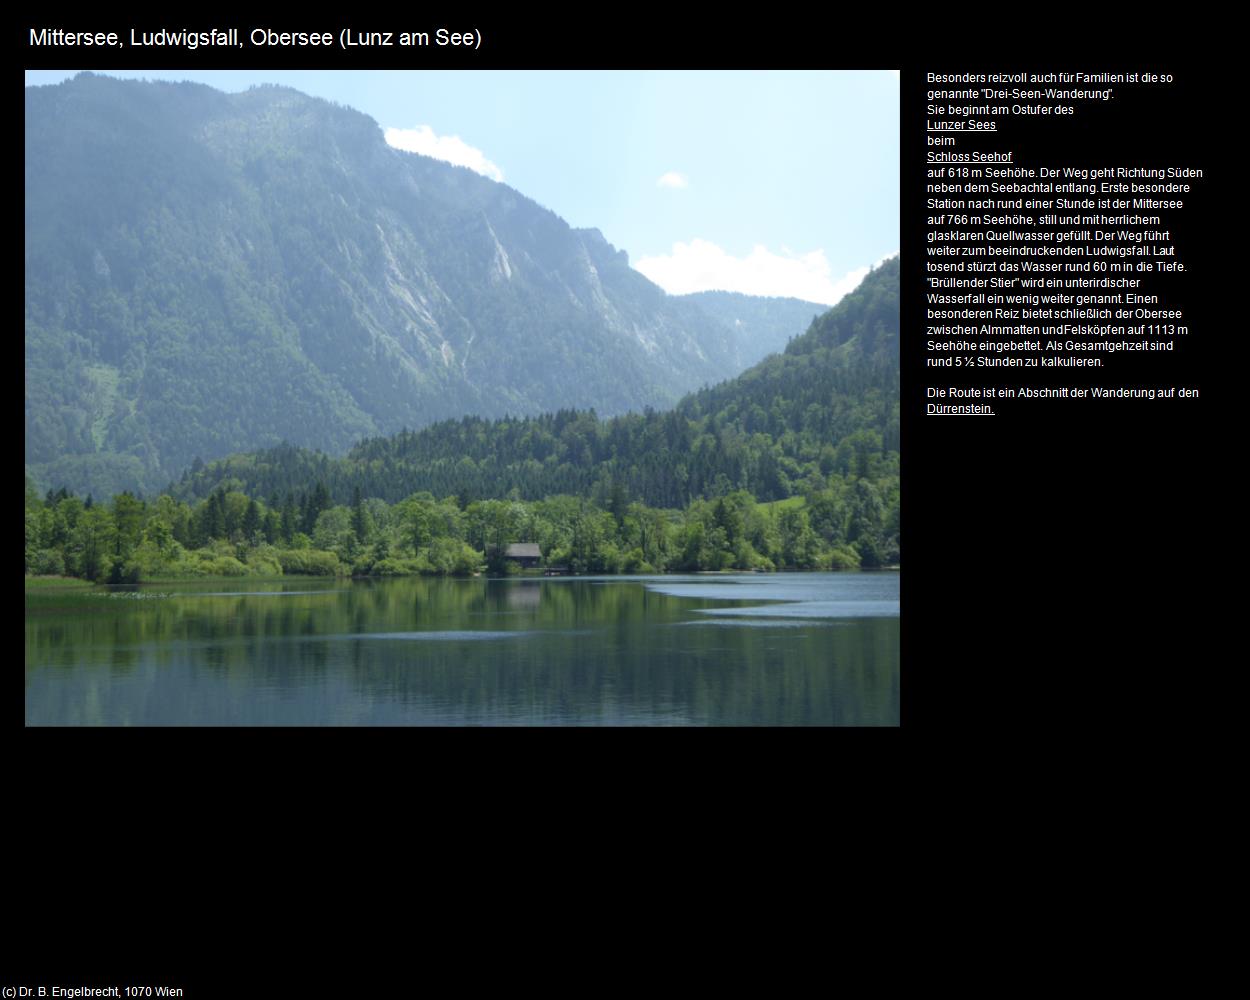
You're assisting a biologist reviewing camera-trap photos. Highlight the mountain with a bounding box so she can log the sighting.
[678,291,826,369]
[25,74,746,497]
[172,257,900,508]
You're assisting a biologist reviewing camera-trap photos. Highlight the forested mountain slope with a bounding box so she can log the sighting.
[175,257,900,509]
[26,74,747,497]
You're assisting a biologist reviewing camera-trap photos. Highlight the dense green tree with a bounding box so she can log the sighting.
[280,495,297,545]
[313,507,356,561]
[243,498,261,542]
[111,491,146,564]
[396,493,436,557]
[73,505,117,581]
[352,486,367,543]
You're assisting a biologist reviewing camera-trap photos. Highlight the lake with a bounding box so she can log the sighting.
[24,572,899,726]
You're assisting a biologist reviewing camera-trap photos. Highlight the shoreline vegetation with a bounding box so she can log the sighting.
[25,566,900,593]
[24,478,899,586]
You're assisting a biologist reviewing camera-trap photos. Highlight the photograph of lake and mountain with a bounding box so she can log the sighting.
[24,70,900,726]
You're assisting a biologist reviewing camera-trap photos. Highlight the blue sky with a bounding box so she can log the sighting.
[25,69,898,305]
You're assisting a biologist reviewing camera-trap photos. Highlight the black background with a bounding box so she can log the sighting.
[907,59,1218,726]
[17,10,1227,990]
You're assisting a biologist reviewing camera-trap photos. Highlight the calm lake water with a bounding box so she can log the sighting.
[25,573,899,726]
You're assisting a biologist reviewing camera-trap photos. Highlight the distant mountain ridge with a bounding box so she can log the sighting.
[25,73,779,497]
[677,290,826,370]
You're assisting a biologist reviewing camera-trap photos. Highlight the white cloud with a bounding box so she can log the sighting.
[384,125,504,182]
[656,171,689,189]
[634,239,896,305]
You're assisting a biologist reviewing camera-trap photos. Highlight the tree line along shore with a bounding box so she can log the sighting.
[24,474,898,585]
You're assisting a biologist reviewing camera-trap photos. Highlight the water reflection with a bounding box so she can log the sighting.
[26,573,899,726]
